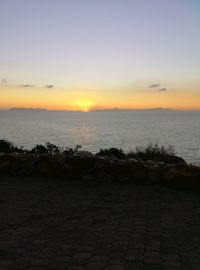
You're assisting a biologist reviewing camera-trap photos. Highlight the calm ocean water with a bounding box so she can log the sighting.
[0,110,200,165]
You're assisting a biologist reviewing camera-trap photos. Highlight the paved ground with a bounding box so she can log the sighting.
[0,177,200,270]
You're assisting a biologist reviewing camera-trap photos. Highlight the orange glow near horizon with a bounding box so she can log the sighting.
[0,86,200,111]
[75,100,94,112]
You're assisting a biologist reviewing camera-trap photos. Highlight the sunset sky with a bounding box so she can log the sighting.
[0,0,200,111]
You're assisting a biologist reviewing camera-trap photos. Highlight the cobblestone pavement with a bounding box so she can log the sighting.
[0,177,200,270]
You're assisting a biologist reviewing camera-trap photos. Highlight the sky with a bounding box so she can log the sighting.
[0,0,200,111]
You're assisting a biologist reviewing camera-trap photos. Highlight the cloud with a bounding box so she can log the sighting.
[148,83,167,92]
[2,78,7,84]
[159,88,166,92]
[149,83,160,88]
[19,84,35,88]
[45,84,54,89]
[1,78,7,86]
[0,78,8,87]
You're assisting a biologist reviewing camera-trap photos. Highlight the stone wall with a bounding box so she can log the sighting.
[0,151,200,190]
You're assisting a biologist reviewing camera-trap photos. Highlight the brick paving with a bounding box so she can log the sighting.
[0,177,200,270]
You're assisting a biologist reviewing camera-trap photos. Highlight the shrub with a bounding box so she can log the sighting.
[96,147,126,159]
[127,143,177,163]
[0,139,185,164]
[30,142,62,154]
[31,144,49,154]
[45,142,62,154]
[0,139,24,153]
[63,145,82,155]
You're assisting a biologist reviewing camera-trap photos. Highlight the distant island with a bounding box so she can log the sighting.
[8,108,84,113]
[7,107,173,113]
[9,107,48,112]
[91,107,172,112]
[1,107,197,113]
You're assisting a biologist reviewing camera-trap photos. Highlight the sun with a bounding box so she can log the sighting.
[76,100,93,112]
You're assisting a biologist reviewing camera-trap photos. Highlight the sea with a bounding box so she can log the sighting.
[0,110,200,165]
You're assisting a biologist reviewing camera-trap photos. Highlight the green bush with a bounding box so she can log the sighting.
[0,139,185,164]
[127,143,184,163]
[30,144,49,154]
[30,142,62,154]
[63,145,82,155]
[0,139,24,153]
[45,142,62,154]
[96,147,126,159]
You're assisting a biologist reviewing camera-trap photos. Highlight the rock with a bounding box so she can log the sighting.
[162,167,178,182]
[93,157,109,170]
[0,152,199,191]
[184,164,200,175]
[129,168,147,183]
[148,164,159,183]
[97,171,114,183]
[74,151,93,158]
[146,160,156,166]
[165,155,186,164]
[109,159,126,175]
[126,158,139,168]
[64,153,95,178]
[35,155,51,175]
[0,159,11,173]
[158,161,165,166]
[161,163,200,189]
[81,174,94,181]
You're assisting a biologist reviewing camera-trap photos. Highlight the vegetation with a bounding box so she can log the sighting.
[127,143,176,163]
[0,139,24,153]
[96,147,126,159]
[96,144,177,163]
[63,145,82,155]
[0,139,184,163]
[0,139,82,156]
[30,144,49,154]
[31,142,62,154]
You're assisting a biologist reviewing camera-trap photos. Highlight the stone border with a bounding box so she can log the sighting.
[0,151,200,190]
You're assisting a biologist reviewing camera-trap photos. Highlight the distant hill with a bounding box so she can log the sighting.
[9,108,82,113]
[91,108,173,112]
[8,107,174,113]
[9,108,48,112]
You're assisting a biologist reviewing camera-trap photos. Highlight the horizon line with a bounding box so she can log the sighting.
[1,107,200,112]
